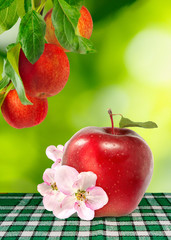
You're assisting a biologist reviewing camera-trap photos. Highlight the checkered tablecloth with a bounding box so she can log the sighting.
[0,193,170,239]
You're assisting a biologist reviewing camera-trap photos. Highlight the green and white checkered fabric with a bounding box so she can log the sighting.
[0,193,170,239]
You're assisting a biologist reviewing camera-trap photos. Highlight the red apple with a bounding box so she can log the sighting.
[62,117,153,217]
[19,44,70,98]
[44,6,93,51]
[78,6,93,39]
[1,89,48,129]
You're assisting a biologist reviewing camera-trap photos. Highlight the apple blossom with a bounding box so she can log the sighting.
[53,166,108,220]
[46,142,68,168]
[37,168,65,211]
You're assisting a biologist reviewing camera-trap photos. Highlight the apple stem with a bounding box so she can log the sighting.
[108,109,123,134]
[108,108,115,134]
[36,0,46,14]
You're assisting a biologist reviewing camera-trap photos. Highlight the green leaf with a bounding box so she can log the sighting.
[1,43,32,105]
[24,0,32,12]
[0,53,4,79]
[0,0,15,11]
[0,92,5,107]
[0,76,10,89]
[119,116,158,129]
[65,0,84,8]
[7,43,21,76]
[78,37,96,54]
[6,43,32,105]
[6,43,18,51]
[18,10,46,64]
[0,81,13,108]
[17,0,25,18]
[0,0,19,34]
[4,59,32,105]
[34,0,41,8]
[52,0,95,53]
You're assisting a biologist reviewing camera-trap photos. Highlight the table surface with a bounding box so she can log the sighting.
[0,193,171,239]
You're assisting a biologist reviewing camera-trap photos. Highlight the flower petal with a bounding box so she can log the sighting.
[53,195,76,219]
[51,160,62,169]
[43,168,56,184]
[86,186,108,210]
[46,145,63,162]
[75,201,94,220]
[55,166,79,195]
[37,183,52,196]
[56,145,65,152]
[43,194,60,211]
[56,191,67,202]
[73,172,97,191]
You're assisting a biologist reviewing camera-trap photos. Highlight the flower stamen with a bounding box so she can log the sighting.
[51,182,58,191]
[75,190,86,201]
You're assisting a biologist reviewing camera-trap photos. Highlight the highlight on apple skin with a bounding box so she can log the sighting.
[1,89,48,129]
[44,6,93,51]
[19,44,70,98]
[62,126,154,217]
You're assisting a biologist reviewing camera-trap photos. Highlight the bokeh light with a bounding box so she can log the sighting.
[125,28,171,85]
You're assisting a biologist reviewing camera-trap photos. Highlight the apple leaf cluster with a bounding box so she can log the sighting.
[52,0,95,53]
[0,0,95,108]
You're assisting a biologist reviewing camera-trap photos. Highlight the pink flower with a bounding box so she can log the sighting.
[53,166,108,220]
[46,142,68,168]
[37,168,65,211]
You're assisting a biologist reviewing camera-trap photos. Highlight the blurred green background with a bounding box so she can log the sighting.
[0,0,171,192]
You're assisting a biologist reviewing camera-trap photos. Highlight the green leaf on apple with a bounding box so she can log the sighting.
[0,0,19,34]
[18,10,46,64]
[0,53,4,79]
[0,76,10,89]
[2,43,32,105]
[3,59,32,105]
[119,116,158,129]
[52,0,96,54]
[0,0,15,11]
[6,43,21,76]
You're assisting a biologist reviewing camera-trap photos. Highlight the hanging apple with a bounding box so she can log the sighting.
[19,44,70,98]
[1,89,48,129]
[44,6,93,51]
